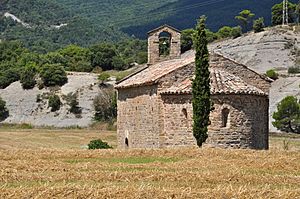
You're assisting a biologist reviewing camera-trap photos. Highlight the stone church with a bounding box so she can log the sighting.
[115,25,272,150]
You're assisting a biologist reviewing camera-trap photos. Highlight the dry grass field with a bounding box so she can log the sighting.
[0,128,299,199]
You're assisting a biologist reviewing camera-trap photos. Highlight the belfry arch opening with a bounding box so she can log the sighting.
[159,31,171,57]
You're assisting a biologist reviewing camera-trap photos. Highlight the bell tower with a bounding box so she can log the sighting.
[147,24,181,65]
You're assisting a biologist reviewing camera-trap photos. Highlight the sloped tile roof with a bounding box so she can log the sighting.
[161,68,267,96]
[115,50,271,89]
[115,51,195,89]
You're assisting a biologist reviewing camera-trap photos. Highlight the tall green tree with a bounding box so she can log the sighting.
[235,9,255,32]
[273,96,300,134]
[39,63,68,87]
[192,16,212,147]
[272,2,297,25]
[20,62,37,89]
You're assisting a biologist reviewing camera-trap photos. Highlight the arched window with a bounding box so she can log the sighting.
[125,138,129,147]
[182,108,188,119]
[222,108,230,127]
[159,31,171,57]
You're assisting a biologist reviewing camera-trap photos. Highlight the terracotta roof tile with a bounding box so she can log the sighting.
[115,51,195,89]
[161,68,267,96]
[115,50,271,89]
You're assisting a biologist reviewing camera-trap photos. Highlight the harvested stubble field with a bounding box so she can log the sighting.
[0,129,300,199]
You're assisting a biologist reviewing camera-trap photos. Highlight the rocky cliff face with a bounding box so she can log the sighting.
[210,27,300,73]
[0,72,108,127]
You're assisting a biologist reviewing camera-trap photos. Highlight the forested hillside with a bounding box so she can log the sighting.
[0,0,298,50]
[0,0,127,52]
[123,0,298,38]
[56,0,297,38]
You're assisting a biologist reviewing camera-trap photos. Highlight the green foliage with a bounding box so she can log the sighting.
[181,29,195,53]
[93,90,117,122]
[98,73,111,82]
[217,26,242,39]
[48,95,61,112]
[0,41,28,88]
[112,56,127,71]
[231,26,243,38]
[90,43,117,70]
[20,62,37,89]
[56,45,92,72]
[88,139,112,150]
[192,16,212,147]
[272,2,297,25]
[273,96,300,133]
[65,93,82,116]
[217,26,233,38]
[0,0,127,53]
[296,1,300,24]
[235,9,255,32]
[206,29,219,43]
[253,17,265,33]
[0,97,9,121]
[266,69,279,80]
[288,66,300,74]
[40,64,68,87]
[0,67,21,89]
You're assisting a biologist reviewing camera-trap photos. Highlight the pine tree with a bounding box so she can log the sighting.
[192,16,212,147]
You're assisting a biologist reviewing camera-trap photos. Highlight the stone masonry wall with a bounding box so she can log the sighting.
[208,95,269,149]
[159,94,269,149]
[117,85,160,149]
[160,95,196,147]
[148,27,181,65]
[157,63,194,145]
[210,53,271,94]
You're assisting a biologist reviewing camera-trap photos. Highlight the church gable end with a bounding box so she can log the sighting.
[210,53,272,94]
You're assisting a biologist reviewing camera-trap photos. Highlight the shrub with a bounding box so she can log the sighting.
[253,17,265,33]
[20,63,37,89]
[0,97,9,121]
[231,26,242,38]
[93,90,117,122]
[288,66,300,74]
[112,56,127,70]
[216,26,242,39]
[88,139,112,150]
[65,92,82,116]
[98,73,111,82]
[40,63,68,87]
[205,30,218,43]
[266,69,279,80]
[136,52,148,64]
[48,95,61,112]
[0,67,20,89]
[181,29,195,53]
[217,26,233,39]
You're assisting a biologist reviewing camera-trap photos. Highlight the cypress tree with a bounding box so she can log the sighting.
[192,16,212,147]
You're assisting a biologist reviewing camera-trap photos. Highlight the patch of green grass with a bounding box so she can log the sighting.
[99,70,133,82]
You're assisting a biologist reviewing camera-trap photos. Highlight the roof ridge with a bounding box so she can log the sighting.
[212,51,273,83]
[147,24,181,34]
